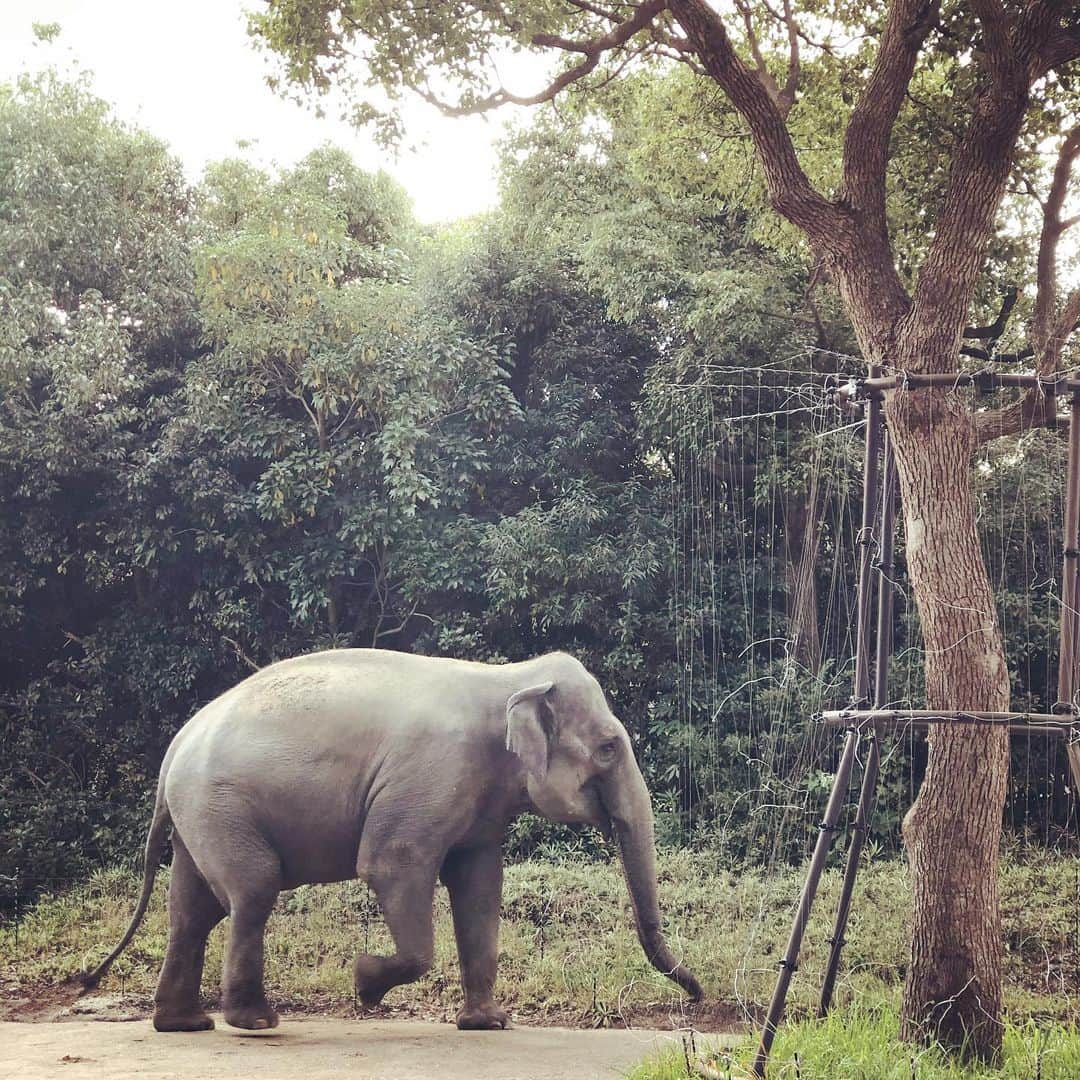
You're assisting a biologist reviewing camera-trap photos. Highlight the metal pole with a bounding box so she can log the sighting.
[1058,387,1080,712]
[1060,384,1080,795]
[818,433,898,1014]
[851,375,883,708]
[750,734,861,1077]
[751,368,883,1078]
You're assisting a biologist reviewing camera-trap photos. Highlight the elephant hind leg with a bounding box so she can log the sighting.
[218,844,282,1030]
[153,836,226,1033]
[353,862,436,1008]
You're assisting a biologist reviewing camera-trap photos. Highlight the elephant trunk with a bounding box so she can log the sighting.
[598,756,703,1003]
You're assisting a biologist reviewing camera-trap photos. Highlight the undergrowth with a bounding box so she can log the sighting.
[629,1006,1080,1079]
[1,850,1077,1032]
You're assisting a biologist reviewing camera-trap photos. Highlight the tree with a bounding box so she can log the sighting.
[0,71,201,892]
[185,149,515,655]
[251,1,1080,1059]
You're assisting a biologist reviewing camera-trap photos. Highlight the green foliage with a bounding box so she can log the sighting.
[0,72,201,897]
[1,65,1076,910]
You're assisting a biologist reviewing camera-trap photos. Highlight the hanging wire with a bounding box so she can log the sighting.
[665,345,1078,1024]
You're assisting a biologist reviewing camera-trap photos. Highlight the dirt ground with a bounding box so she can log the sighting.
[1,1013,740,1080]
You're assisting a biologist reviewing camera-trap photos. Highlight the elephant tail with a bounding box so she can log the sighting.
[76,786,172,994]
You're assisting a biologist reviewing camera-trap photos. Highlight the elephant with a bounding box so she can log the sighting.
[80,648,702,1032]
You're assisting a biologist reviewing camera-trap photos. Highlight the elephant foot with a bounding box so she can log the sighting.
[153,1008,215,1032]
[223,1000,279,1030]
[456,1003,510,1030]
[353,955,392,1008]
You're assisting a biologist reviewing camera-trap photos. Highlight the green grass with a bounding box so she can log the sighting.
[2,849,1078,1037]
[628,1007,1080,1079]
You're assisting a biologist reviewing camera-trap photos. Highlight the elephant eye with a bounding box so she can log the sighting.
[595,740,619,764]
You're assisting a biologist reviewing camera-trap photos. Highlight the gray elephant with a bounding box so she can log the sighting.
[81,648,702,1032]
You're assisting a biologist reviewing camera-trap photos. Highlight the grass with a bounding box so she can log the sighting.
[629,1007,1080,1079]
[1,849,1078,1043]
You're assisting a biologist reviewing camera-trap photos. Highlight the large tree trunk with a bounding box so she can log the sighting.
[887,387,1012,1060]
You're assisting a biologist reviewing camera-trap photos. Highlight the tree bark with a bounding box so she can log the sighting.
[886,387,1011,1060]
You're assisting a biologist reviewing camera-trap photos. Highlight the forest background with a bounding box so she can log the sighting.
[1,47,1076,908]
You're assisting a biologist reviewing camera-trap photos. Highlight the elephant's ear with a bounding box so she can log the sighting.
[506,681,555,783]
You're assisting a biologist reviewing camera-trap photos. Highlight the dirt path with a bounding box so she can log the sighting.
[1,1015,741,1080]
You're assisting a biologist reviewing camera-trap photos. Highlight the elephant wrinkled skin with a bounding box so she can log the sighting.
[80,649,702,1032]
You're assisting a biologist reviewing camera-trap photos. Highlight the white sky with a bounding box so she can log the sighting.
[0,1,534,223]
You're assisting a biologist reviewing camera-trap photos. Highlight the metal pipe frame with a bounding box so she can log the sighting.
[751,368,1080,1077]
[818,433,899,1015]
[828,370,1080,396]
[818,709,1079,731]
[751,368,884,1078]
[1058,388,1080,712]
[1061,387,1080,794]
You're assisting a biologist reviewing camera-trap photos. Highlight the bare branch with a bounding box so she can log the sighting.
[563,0,619,21]
[730,0,800,117]
[974,388,1060,443]
[222,636,261,673]
[841,0,939,220]
[905,0,1046,365]
[668,0,845,250]
[975,124,1080,445]
[1034,26,1080,77]
[649,25,709,74]
[963,286,1019,340]
[1033,124,1080,354]
[1029,0,1080,78]
[779,0,801,113]
[733,0,779,94]
[413,0,667,116]
[757,0,841,55]
[969,0,1023,89]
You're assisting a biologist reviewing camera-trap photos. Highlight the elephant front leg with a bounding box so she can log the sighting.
[442,845,509,1030]
[353,862,436,1007]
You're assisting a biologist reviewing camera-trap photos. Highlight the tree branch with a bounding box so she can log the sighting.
[969,0,1023,89]
[668,0,845,251]
[1034,25,1080,77]
[963,286,1019,340]
[973,386,1060,443]
[413,1,667,115]
[563,0,619,21]
[222,636,261,672]
[1033,123,1080,354]
[904,1,1041,367]
[733,0,782,105]
[975,123,1080,445]
[1029,0,1080,78]
[841,0,939,222]
[779,0,801,113]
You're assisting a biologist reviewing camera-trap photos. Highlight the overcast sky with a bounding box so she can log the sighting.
[0,1,534,223]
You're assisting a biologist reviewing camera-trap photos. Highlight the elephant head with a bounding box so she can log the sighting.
[505,657,703,1003]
